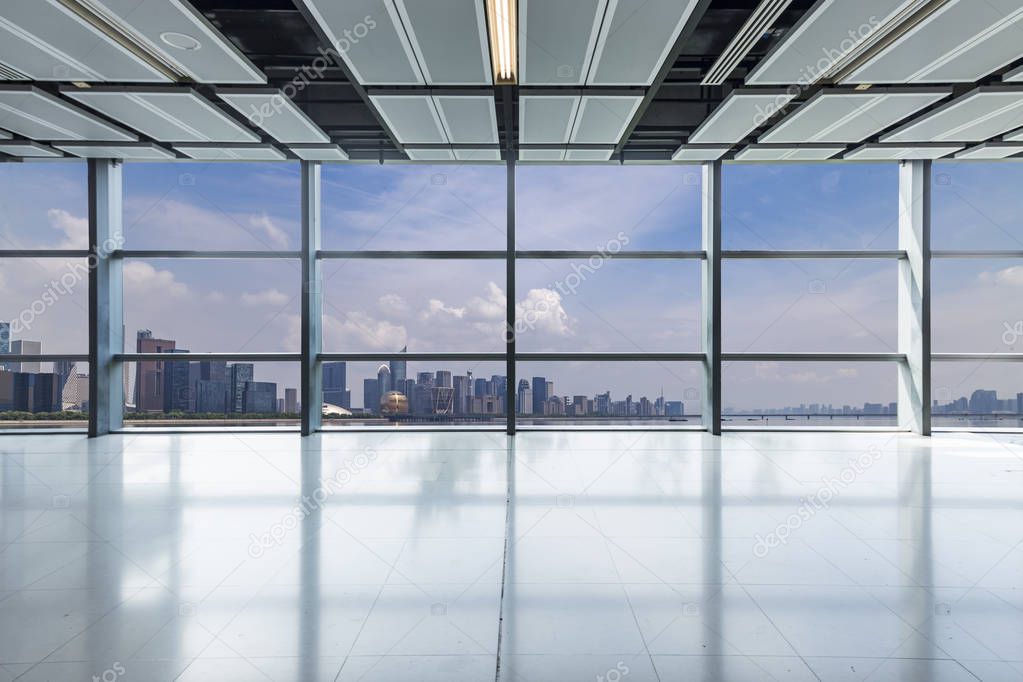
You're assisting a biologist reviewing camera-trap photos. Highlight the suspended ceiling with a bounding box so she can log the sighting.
[0,0,1022,163]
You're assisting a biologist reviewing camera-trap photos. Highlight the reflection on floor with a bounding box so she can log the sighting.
[1,431,1022,681]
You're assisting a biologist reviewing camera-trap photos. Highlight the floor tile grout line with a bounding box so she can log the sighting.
[492,437,515,682]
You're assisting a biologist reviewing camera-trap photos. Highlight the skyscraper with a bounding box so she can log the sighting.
[285,387,298,413]
[377,364,391,394]
[452,375,470,415]
[9,340,41,373]
[363,377,380,414]
[532,376,547,415]
[162,349,191,413]
[135,330,176,412]
[230,363,254,413]
[243,382,277,413]
[435,370,452,388]
[389,346,407,392]
[0,321,9,370]
[323,361,348,408]
[54,360,76,396]
[517,379,532,415]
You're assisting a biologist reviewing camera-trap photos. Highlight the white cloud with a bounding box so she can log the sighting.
[47,209,87,247]
[466,281,505,320]
[322,311,408,351]
[249,213,290,249]
[516,288,574,337]
[378,293,410,316]
[122,261,188,298]
[241,288,290,307]
[980,265,1023,287]
[421,299,466,320]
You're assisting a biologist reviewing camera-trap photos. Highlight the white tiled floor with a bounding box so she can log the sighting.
[1,430,1022,681]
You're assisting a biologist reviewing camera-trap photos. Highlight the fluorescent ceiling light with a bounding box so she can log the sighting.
[954,142,1023,159]
[0,141,63,158]
[0,0,169,82]
[687,90,796,144]
[174,144,286,161]
[54,141,175,159]
[841,0,1023,84]
[63,87,259,143]
[745,0,922,86]
[881,87,1023,143]
[519,95,580,144]
[844,143,962,159]
[486,0,518,84]
[288,144,349,161]
[0,85,136,141]
[395,0,491,85]
[734,144,845,161]
[569,95,643,144]
[589,0,701,85]
[217,90,330,144]
[519,0,606,85]
[703,0,795,85]
[759,89,950,143]
[671,144,731,161]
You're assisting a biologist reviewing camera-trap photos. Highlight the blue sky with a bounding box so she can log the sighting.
[1,159,1021,412]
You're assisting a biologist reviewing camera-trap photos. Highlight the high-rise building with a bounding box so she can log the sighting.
[572,395,589,416]
[285,387,298,413]
[195,379,228,413]
[0,321,9,359]
[435,370,452,388]
[389,346,407,391]
[452,375,470,415]
[517,379,532,415]
[0,372,60,412]
[243,381,277,413]
[54,360,75,396]
[474,377,488,397]
[135,330,176,412]
[62,372,89,411]
[532,376,547,415]
[377,364,391,394]
[968,389,997,414]
[229,363,254,413]
[323,361,349,409]
[9,340,41,373]
[363,378,380,414]
[162,349,192,413]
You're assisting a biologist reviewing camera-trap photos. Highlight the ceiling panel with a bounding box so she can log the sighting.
[759,89,950,144]
[881,88,1023,143]
[0,85,136,141]
[746,0,916,85]
[519,148,566,161]
[588,0,701,85]
[0,129,9,139]
[844,143,962,160]
[842,0,1023,84]
[954,142,1023,159]
[296,0,423,85]
[734,144,845,161]
[395,0,491,84]
[454,149,502,161]
[434,96,498,144]
[406,148,455,161]
[687,90,796,144]
[369,95,446,144]
[217,90,330,144]
[520,0,607,85]
[565,148,613,161]
[569,95,643,144]
[64,88,259,143]
[54,142,175,159]
[671,145,730,161]
[174,144,286,161]
[288,144,350,161]
[1005,63,1023,82]
[87,0,265,84]
[0,0,168,82]
[519,96,579,144]
[1002,128,1023,142]
[0,141,62,158]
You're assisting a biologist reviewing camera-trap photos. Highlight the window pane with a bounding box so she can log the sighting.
[516,165,701,250]
[723,361,897,427]
[723,260,896,352]
[515,361,703,425]
[123,163,300,250]
[123,361,298,427]
[723,164,897,250]
[322,259,505,352]
[322,359,507,427]
[1,257,89,353]
[322,165,505,250]
[932,361,1023,428]
[932,259,1022,353]
[0,361,89,430]
[516,259,700,352]
[0,162,88,249]
[123,259,299,352]
[932,162,1023,250]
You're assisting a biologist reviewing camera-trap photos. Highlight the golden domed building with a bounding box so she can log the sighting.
[380,390,409,416]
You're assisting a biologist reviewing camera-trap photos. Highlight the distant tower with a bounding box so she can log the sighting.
[389,346,407,391]
[377,364,391,394]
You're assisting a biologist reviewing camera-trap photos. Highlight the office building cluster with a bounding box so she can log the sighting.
[0,320,88,414]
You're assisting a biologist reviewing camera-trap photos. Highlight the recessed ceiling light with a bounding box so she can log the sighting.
[160,31,202,51]
[854,83,872,91]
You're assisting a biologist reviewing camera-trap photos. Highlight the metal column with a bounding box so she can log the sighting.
[702,161,722,435]
[898,160,931,435]
[88,159,124,437]
[301,161,323,435]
